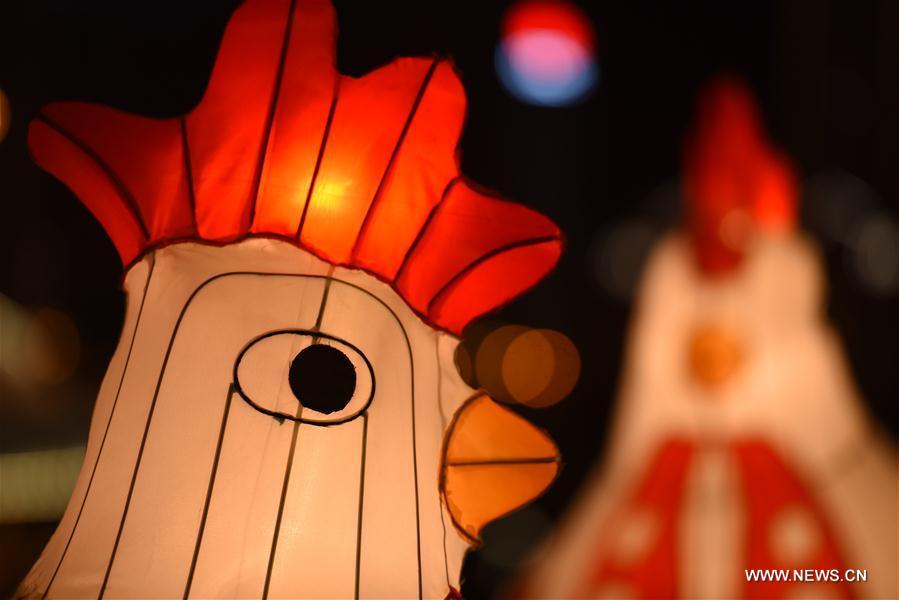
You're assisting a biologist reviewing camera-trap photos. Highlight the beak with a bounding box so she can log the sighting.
[440,393,561,544]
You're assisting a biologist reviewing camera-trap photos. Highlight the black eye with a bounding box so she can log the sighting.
[234,330,374,425]
[288,344,356,414]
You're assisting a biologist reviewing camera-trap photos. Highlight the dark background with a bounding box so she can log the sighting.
[1,1,897,598]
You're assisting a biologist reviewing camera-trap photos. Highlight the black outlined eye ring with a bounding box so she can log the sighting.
[233,329,375,426]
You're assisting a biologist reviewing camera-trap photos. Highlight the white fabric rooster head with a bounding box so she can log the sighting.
[19,1,563,598]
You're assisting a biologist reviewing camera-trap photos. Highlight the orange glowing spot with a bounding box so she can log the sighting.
[502,328,580,408]
[687,322,744,389]
[475,324,528,402]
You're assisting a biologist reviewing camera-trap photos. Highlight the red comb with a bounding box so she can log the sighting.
[682,77,797,275]
[28,0,562,335]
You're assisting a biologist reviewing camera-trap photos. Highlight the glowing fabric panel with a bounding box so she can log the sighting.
[26,0,561,335]
[395,181,562,330]
[22,0,566,596]
[352,62,466,278]
[28,116,150,262]
[441,394,559,543]
[14,243,429,598]
[249,0,338,237]
[187,0,295,240]
[522,234,898,599]
[18,241,562,599]
[682,78,798,275]
[299,58,436,264]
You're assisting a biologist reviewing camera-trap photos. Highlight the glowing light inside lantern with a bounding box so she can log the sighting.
[17,0,565,594]
[502,328,580,408]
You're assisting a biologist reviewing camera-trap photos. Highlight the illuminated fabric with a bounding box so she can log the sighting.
[28,0,562,336]
[573,439,850,599]
[525,232,897,599]
[523,82,897,599]
[441,394,559,543]
[683,78,797,275]
[19,1,562,598]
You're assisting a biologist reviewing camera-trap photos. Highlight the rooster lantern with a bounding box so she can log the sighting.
[16,1,563,598]
[523,79,897,599]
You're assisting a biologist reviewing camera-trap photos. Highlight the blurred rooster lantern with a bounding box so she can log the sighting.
[522,78,897,599]
[17,0,564,598]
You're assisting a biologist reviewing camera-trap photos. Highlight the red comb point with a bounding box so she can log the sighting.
[28,0,562,335]
[683,76,798,275]
[752,151,797,233]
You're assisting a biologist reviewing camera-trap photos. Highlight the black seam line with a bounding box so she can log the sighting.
[98,342,166,594]
[438,492,451,592]
[434,336,451,591]
[312,267,334,335]
[41,254,156,599]
[446,457,560,467]
[182,385,234,599]
[393,176,460,282]
[350,58,442,260]
[353,412,368,600]
[425,235,561,316]
[262,271,333,599]
[36,113,150,240]
[248,0,299,230]
[262,409,303,599]
[434,336,449,431]
[96,271,414,597]
[437,393,488,547]
[180,117,198,231]
[295,78,341,239]
[411,346,423,598]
